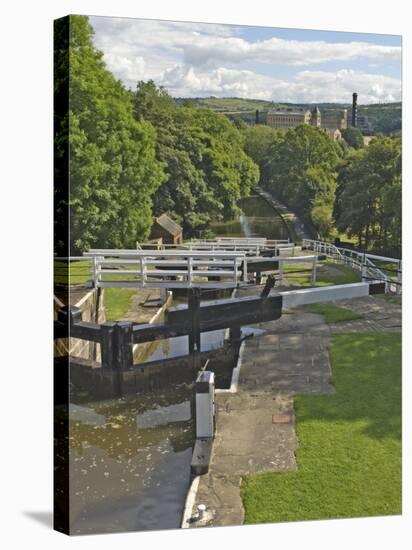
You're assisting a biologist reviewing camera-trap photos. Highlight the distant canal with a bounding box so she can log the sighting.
[210,193,290,240]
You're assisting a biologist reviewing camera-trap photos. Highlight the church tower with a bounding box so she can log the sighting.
[310,106,321,127]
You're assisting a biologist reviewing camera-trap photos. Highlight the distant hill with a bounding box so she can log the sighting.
[174,97,402,135]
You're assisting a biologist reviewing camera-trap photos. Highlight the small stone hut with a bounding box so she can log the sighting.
[150,213,183,245]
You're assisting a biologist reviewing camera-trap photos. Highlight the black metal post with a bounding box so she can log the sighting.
[100,321,116,371]
[260,274,275,297]
[188,288,201,371]
[112,321,133,395]
[116,321,134,371]
[229,324,241,343]
[57,305,82,328]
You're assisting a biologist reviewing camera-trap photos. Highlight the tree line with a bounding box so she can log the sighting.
[243,124,401,255]
[55,15,258,254]
[55,15,401,257]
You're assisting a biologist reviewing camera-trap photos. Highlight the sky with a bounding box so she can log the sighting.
[89,16,402,104]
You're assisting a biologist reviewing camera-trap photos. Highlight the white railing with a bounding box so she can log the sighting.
[277,255,318,286]
[136,238,293,257]
[302,239,401,295]
[84,249,248,289]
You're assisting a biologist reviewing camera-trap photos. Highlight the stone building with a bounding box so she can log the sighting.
[266,109,311,129]
[266,106,346,141]
[150,213,183,245]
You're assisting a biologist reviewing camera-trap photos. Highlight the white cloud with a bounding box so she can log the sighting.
[180,36,400,68]
[103,54,145,84]
[89,16,401,103]
[161,66,401,104]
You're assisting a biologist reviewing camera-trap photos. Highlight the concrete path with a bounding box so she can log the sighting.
[186,293,401,528]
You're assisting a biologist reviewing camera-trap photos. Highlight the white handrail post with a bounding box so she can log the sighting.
[98,256,103,286]
[92,256,97,287]
[140,256,146,287]
[243,258,247,282]
[188,256,193,287]
[311,256,317,286]
[279,260,284,286]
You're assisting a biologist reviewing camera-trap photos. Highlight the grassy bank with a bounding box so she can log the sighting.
[104,288,135,320]
[283,260,361,287]
[241,331,402,523]
[308,303,364,323]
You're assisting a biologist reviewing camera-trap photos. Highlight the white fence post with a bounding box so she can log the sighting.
[140,256,146,287]
[188,256,193,287]
[311,256,317,286]
[243,258,248,282]
[195,371,215,438]
[279,261,284,286]
[92,256,97,287]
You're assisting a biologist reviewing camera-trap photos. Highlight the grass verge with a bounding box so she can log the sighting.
[104,288,135,320]
[308,303,364,323]
[241,331,401,523]
[283,261,361,287]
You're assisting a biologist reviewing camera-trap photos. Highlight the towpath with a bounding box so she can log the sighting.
[255,186,312,242]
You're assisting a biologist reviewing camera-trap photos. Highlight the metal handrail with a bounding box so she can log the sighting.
[302,238,401,295]
[85,249,248,289]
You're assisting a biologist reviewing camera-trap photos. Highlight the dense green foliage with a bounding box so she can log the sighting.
[361,102,402,135]
[133,81,259,236]
[61,16,166,253]
[56,18,259,253]
[334,136,401,253]
[243,123,401,251]
[241,331,401,523]
[341,127,364,149]
[244,124,342,238]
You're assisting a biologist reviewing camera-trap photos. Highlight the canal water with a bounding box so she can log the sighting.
[68,386,194,534]
[210,194,290,240]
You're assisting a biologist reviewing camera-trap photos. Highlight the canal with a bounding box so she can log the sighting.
[67,192,288,534]
[68,386,194,534]
[210,193,290,240]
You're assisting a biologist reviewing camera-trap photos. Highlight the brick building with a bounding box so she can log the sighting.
[150,213,183,245]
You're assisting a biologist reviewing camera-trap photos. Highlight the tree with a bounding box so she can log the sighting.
[261,125,341,229]
[57,16,165,253]
[334,136,401,252]
[133,82,259,235]
[243,125,283,186]
[341,127,364,149]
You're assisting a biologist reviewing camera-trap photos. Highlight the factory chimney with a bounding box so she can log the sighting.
[255,109,260,125]
[352,92,358,127]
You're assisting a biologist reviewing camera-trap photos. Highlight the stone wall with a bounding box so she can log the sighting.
[54,288,106,361]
